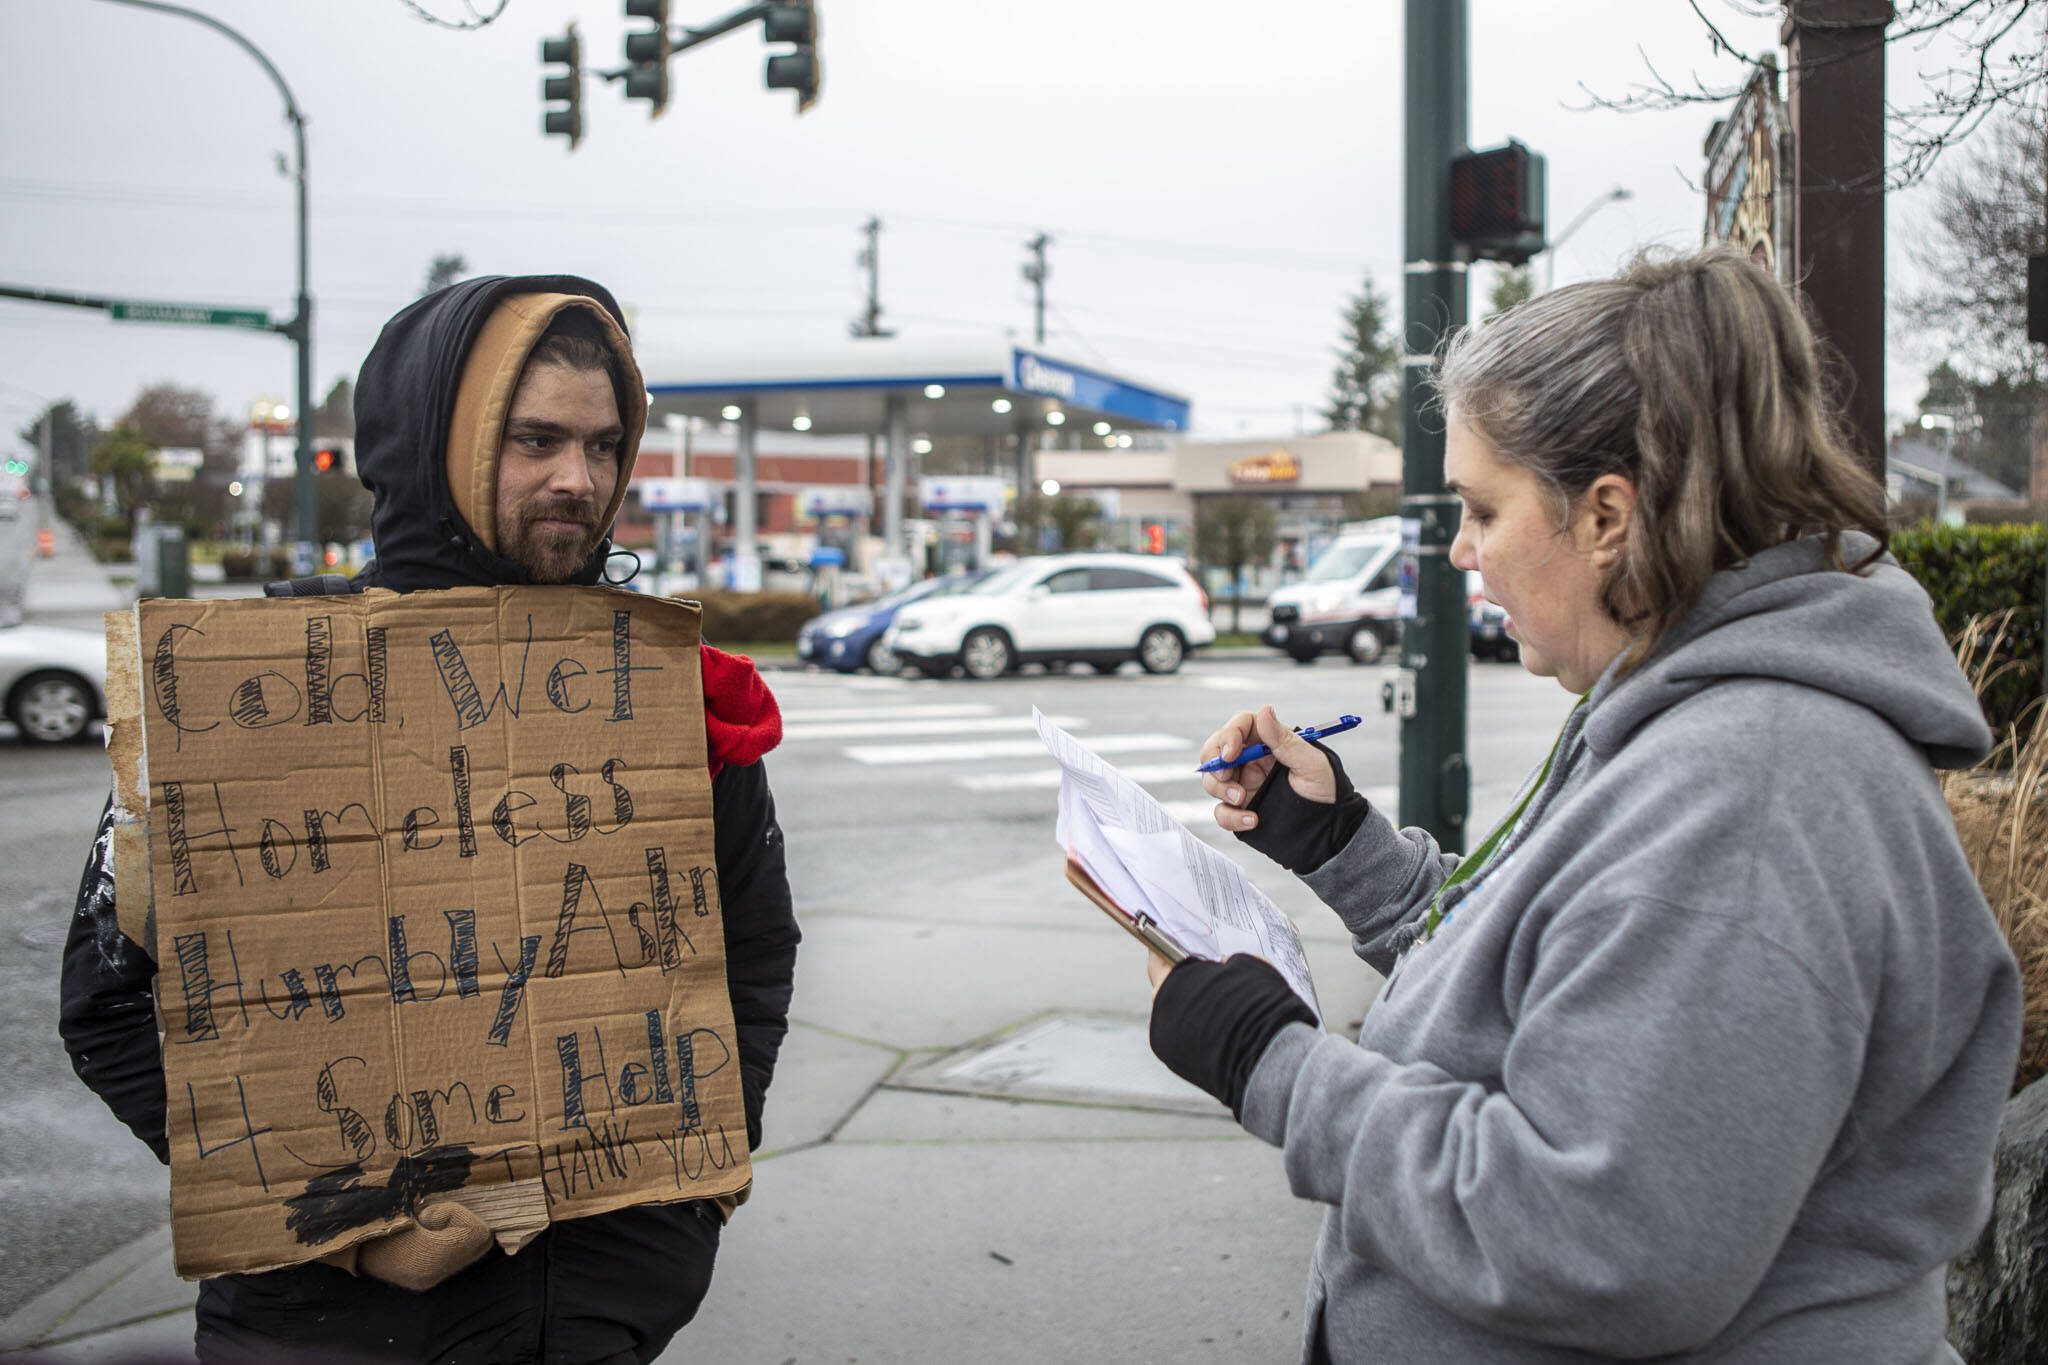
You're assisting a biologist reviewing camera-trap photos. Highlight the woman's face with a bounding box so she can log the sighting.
[1446,418,1633,694]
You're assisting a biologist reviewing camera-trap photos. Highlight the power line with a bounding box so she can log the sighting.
[0,177,1372,274]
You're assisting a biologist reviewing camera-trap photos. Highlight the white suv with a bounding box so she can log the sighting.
[884,553,1217,679]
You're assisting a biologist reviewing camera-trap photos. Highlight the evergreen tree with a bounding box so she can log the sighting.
[1487,265,1534,317]
[1322,273,1400,441]
[422,253,470,296]
[1194,497,1277,633]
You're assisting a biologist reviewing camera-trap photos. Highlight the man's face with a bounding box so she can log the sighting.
[495,361,623,582]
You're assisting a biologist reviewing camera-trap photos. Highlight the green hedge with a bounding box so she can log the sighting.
[219,548,296,581]
[681,589,821,645]
[1891,523,2046,737]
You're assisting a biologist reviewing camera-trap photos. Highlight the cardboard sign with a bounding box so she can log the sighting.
[113,587,749,1279]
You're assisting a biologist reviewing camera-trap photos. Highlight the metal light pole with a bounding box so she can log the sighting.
[1539,186,1631,292]
[1398,0,1471,850]
[95,0,314,573]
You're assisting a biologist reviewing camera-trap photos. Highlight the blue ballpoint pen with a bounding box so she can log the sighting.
[1195,714,1362,774]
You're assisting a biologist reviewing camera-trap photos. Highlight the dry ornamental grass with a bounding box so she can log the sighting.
[1941,614,2048,1093]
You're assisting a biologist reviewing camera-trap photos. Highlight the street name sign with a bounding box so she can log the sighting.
[112,301,273,330]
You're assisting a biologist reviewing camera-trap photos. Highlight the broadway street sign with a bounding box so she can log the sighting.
[111,300,272,330]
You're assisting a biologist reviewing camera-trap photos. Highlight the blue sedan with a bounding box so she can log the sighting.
[795,571,990,673]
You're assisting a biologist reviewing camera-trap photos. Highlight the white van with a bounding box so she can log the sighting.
[1262,518,1404,664]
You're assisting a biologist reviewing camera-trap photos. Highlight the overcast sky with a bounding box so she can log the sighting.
[2,0,1966,444]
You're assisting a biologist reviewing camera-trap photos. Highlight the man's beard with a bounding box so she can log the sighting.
[503,495,601,583]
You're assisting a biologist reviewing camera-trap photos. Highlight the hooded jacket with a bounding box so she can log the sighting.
[1236,535,2021,1363]
[60,276,800,1363]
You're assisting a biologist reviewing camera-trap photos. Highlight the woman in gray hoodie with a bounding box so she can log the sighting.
[1148,245,2021,1363]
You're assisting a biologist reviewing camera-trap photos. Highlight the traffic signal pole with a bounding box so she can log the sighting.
[92,0,316,573]
[1397,0,1471,850]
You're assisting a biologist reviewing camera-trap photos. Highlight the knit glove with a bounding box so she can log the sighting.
[1235,739,1370,875]
[320,1202,494,1292]
[1150,955,1317,1120]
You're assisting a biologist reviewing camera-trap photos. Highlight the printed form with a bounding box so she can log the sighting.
[1034,708,1321,1022]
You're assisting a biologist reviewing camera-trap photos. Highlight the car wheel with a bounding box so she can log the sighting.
[9,670,94,744]
[1137,626,1185,675]
[961,628,1014,680]
[1347,627,1387,666]
[1091,661,1122,676]
[864,636,899,675]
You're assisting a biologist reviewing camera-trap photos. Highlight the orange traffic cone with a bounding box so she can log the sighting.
[35,528,55,558]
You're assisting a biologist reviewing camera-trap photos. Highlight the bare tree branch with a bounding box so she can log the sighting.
[1587,0,2046,186]
[394,0,508,30]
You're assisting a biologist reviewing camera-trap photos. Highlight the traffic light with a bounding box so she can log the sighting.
[1450,140,1547,265]
[540,25,583,149]
[1144,523,1165,555]
[313,446,339,474]
[763,1,821,113]
[624,0,672,118]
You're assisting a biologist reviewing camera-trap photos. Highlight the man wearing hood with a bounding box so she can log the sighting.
[60,275,801,1363]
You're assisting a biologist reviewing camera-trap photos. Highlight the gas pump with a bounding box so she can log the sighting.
[638,476,715,594]
[917,476,1006,577]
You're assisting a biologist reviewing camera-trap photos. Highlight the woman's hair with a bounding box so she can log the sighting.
[1434,243,1885,671]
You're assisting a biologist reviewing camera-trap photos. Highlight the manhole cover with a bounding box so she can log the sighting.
[889,1013,1226,1117]
[17,891,72,950]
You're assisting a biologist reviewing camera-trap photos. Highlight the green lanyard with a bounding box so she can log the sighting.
[1420,694,1586,942]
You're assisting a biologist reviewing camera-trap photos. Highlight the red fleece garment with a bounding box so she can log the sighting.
[701,644,782,778]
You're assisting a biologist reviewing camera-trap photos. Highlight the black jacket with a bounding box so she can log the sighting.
[58,275,800,1364]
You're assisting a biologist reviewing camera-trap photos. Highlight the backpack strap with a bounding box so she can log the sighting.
[263,574,360,598]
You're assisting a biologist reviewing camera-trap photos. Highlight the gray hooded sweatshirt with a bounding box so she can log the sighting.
[1241,535,2021,1363]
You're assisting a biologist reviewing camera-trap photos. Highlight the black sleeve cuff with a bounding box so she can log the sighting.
[1234,739,1370,875]
[1150,955,1318,1120]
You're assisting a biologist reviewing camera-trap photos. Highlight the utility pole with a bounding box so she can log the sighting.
[1781,0,1892,483]
[1398,0,1471,850]
[852,216,894,338]
[1022,233,1052,346]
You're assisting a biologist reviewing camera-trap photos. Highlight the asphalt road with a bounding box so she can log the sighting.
[0,632,1573,1321]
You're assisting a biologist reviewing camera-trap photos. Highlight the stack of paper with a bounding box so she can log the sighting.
[1034,709,1321,1022]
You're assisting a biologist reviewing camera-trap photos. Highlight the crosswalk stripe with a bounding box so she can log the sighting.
[843,733,1188,766]
[956,761,1201,793]
[779,702,995,725]
[787,714,1082,742]
[1156,798,1225,825]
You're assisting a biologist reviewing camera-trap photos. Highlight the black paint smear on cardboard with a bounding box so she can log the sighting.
[282,1143,479,1246]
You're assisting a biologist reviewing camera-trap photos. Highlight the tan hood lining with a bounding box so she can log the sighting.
[444,292,645,558]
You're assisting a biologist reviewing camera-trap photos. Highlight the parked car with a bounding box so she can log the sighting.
[0,470,28,521]
[1468,569,1519,662]
[1,622,107,744]
[796,570,990,674]
[884,553,1216,679]
[1262,518,1404,664]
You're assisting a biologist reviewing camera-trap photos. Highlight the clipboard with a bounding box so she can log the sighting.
[1064,858,1192,966]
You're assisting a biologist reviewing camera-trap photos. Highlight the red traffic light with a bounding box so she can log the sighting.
[313,446,338,474]
[1144,523,1165,555]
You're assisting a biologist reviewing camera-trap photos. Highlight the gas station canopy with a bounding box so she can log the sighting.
[644,337,1191,437]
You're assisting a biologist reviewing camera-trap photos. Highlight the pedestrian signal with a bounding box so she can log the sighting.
[1450,140,1547,265]
[1144,523,1165,555]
